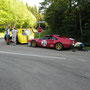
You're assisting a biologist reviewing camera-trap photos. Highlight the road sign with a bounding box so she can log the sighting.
[37,27,42,33]
[37,21,45,24]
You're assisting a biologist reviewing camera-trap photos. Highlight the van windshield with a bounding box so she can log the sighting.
[25,30,31,35]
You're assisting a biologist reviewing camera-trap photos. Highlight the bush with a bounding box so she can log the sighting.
[0,28,5,32]
[35,30,50,38]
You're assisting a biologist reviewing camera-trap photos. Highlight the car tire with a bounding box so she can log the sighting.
[55,42,63,51]
[31,40,37,47]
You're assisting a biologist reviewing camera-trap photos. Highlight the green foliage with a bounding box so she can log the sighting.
[27,5,43,21]
[0,0,37,29]
[35,30,50,38]
[0,28,5,32]
[39,0,90,46]
[86,47,90,50]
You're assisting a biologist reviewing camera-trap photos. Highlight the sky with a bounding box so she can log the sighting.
[20,0,44,8]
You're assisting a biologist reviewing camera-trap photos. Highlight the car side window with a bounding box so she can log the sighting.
[51,36,57,40]
[22,30,27,35]
[40,37,47,40]
[47,36,51,40]
[40,36,50,40]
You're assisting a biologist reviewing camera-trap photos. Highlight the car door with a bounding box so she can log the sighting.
[46,36,57,48]
[38,36,48,47]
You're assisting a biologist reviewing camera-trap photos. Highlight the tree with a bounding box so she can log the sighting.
[39,0,90,45]
[0,0,37,28]
[27,5,43,21]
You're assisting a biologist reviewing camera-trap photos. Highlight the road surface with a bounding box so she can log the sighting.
[0,39,90,90]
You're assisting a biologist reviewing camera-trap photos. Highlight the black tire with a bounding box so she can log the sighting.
[31,40,37,47]
[16,36,19,44]
[55,42,63,51]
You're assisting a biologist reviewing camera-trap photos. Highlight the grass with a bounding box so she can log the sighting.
[86,47,90,50]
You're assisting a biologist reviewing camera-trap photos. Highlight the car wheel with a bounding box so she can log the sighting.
[55,42,63,51]
[31,41,37,47]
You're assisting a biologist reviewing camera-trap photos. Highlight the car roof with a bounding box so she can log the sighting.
[45,35,57,36]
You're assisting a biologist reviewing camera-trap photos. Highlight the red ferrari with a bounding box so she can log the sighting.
[28,35,76,50]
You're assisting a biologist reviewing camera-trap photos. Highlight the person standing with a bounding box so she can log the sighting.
[12,27,18,45]
[6,26,10,45]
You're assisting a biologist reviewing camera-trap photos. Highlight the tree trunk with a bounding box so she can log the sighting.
[79,13,83,35]
[70,0,72,9]
[20,26,22,29]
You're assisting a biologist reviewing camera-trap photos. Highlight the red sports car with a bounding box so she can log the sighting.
[28,35,76,50]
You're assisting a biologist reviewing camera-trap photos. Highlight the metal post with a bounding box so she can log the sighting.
[39,33,40,38]
[39,23,40,27]
[39,23,40,38]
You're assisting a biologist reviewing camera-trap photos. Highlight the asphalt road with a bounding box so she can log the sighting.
[0,39,90,90]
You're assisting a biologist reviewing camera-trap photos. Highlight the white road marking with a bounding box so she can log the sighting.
[0,51,66,60]
[78,59,86,62]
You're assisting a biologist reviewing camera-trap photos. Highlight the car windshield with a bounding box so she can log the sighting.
[57,35,61,37]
